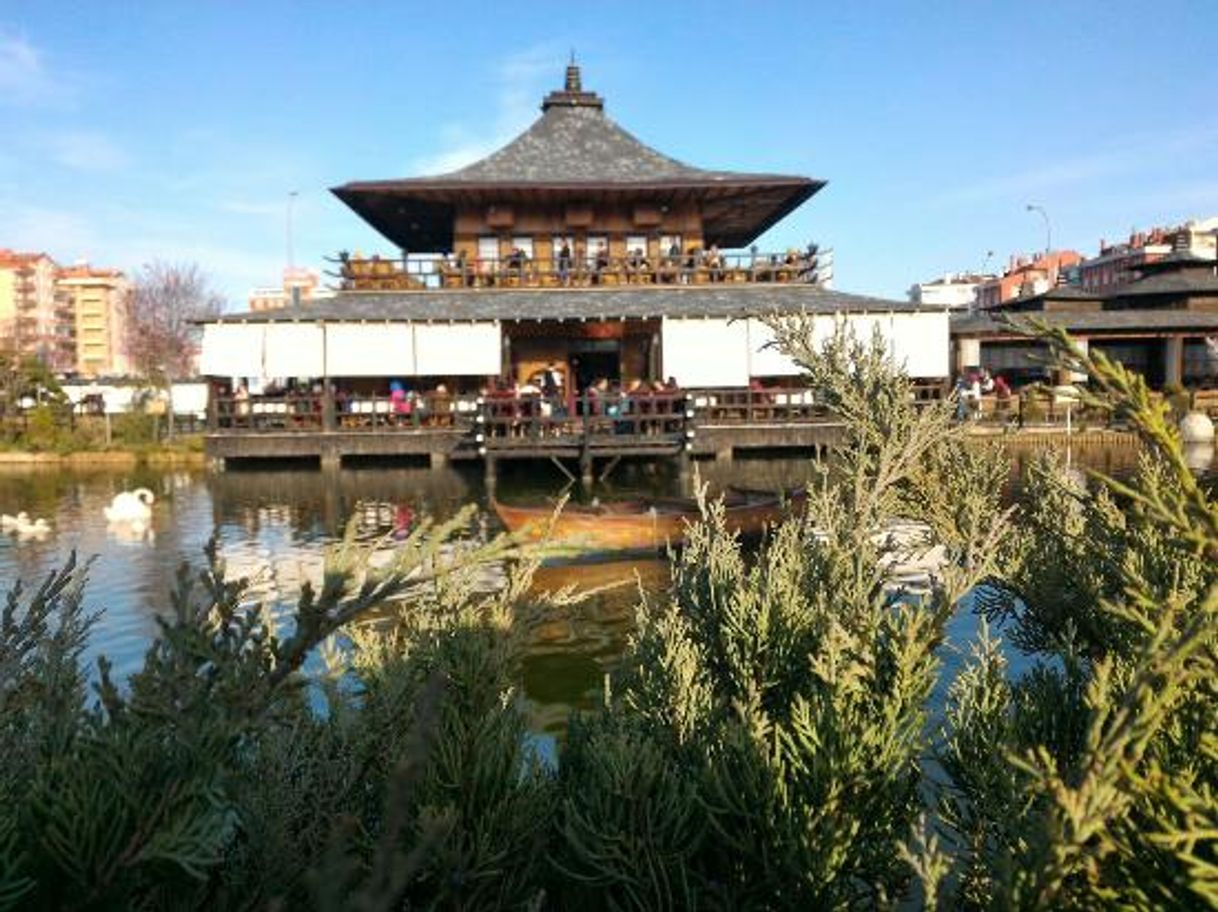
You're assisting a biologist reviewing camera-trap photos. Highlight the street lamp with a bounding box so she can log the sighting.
[1026,204,1051,254]
[286,190,299,270]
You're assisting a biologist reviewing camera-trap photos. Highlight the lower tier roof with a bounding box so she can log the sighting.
[214,284,924,324]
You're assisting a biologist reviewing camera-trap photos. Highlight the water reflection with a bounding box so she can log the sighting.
[0,440,1211,736]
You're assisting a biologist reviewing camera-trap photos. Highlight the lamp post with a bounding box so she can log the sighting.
[1026,204,1051,254]
[286,190,299,270]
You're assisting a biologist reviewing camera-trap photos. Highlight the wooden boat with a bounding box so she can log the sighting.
[492,488,804,553]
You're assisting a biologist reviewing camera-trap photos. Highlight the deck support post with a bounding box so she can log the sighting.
[429,451,449,469]
[484,456,497,492]
[320,449,341,472]
[715,446,733,463]
[579,448,594,487]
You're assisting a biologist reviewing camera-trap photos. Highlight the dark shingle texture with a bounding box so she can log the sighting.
[952,309,1218,335]
[215,284,923,324]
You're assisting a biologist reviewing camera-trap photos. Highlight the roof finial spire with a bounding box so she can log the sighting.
[565,54,582,93]
[542,55,602,111]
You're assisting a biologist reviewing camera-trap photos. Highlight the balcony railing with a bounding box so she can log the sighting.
[326,250,823,293]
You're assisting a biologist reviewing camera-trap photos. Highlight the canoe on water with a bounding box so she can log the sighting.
[491,488,805,553]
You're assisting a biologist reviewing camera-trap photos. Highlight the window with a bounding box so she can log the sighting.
[511,236,534,259]
[660,234,683,261]
[625,235,647,259]
[585,235,608,269]
[477,236,499,272]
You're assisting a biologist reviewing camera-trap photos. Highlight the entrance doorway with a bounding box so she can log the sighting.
[570,341,620,392]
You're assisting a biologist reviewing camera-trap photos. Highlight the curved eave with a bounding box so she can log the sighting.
[332,176,823,251]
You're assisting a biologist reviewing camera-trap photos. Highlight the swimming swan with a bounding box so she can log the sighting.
[104,488,155,522]
[1,511,29,530]
[2,512,50,539]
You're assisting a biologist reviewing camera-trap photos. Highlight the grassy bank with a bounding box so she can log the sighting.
[0,435,206,467]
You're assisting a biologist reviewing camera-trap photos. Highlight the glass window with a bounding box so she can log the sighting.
[625,235,647,259]
[585,235,608,269]
[477,236,499,272]
[511,236,534,259]
[660,234,683,261]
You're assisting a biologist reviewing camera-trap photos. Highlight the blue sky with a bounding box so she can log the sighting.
[1,1,1215,306]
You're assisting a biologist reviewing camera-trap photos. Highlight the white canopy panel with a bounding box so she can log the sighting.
[746,319,801,376]
[745,315,842,376]
[263,323,325,378]
[841,313,893,352]
[326,323,416,377]
[890,311,949,378]
[200,323,265,378]
[662,318,750,387]
[413,323,500,375]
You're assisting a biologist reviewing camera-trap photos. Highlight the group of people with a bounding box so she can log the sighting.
[444,241,741,287]
[953,368,1011,420]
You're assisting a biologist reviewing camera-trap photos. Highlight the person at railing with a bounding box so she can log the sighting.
[682,247,702,284]
[557,241,572,286]
[430,382,452,427]
[234,382,250,420]
[625,247,649,282]
[592,241,610,285]
[541,361,566,418]
[389,381,412,426]
[506,247,528,281]
[706,244,725,282]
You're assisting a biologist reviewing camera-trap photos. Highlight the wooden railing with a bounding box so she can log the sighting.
[478,391,689,444]
[328,250,824,292]
[687,387,830,423]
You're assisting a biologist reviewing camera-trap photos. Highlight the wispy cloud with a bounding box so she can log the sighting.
[40,130,128,172]
[930,122,1218,207]
[0,205,98,259]
[0,28,70,106]
[409,44,561,175]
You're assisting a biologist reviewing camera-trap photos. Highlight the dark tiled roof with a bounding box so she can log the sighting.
[419,105,801,186]
[331,72,822,250]
[1117,270,1218,297]
[213,285,923,324]
[952,309,1218,336]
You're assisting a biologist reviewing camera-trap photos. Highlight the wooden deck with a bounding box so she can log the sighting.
[204,387,845,474]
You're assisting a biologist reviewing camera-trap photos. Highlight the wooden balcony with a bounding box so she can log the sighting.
[328,250,823,293]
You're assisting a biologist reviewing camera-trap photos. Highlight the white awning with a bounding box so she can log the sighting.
[746,318,833,376]
[413,322,500,375]
[263,323,325,378]
[325,323,416,377]
[890,311,949,378]
[661,318,749,387]
[200,323,265,378]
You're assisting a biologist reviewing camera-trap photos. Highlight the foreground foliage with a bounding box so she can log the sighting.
[0,324,1214,909]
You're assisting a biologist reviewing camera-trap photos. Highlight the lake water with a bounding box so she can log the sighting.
[0,441,1192,738]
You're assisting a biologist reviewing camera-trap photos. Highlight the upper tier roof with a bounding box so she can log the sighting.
[332,65,823,251]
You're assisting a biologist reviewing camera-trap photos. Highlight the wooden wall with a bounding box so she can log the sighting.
[452,200,704,264]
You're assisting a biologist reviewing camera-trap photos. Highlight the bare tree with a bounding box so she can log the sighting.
[127,261,226,437]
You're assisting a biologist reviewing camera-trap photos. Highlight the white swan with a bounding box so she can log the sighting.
[104,488,155,522]
[1,511,29,531]
[15,516,50,540]
[2,512,50,539]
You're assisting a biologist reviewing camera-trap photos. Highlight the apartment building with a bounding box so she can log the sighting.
[975,250,1083,310]
[908,273,994,311]
[0,249,76,371]
[248,267,332,312]
[57,263,132,377]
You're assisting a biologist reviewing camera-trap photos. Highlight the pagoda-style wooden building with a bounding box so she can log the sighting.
[198,66,948,470]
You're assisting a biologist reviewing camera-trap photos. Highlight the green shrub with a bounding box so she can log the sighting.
[112,409,159,445]
[22,404,64,451]
[1,326,1214,909]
